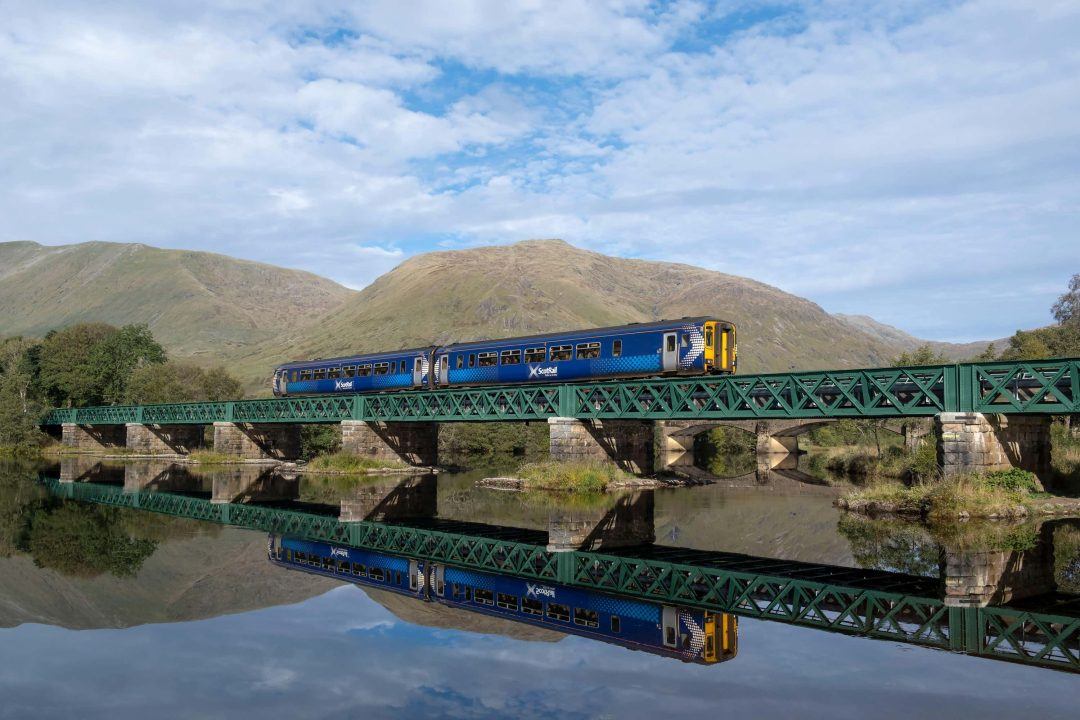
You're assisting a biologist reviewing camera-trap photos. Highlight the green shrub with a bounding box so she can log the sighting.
[515,460,631,493]
[983,468,1039,493]
[306,452,406,473]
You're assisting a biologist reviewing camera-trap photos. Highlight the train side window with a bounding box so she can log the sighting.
[574,608,599,628]
[300,370,312,381]
[497,593,518,610]
[369,567,385,581]
[456,355,464,369]
[357,364,371,377]
[477,351,497,367]
[522,598,543,616]
[373,363,389,376]
[500,349,521,365]
[399,361,407,373]
[468,354,476,368]
[666,335,676,352]
[341,366,355,377]
[475,589,494,606]
[313,368,327,380]
[549,345,572,362]
[681,333,690,348]
[612,340,622,357]
[395,571,402,585]
[665,626,676,646]
[352,563,364,576]
[610,616,621,633]
[328,367,341,379]
[575,342,600,360]
[524,347,545,363]
[289,370,299,382]
[546,603,570,622]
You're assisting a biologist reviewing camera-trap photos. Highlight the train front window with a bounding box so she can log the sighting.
[612,340,622,357]
[500,349,521,365]
[575,342,600,359]
[478,352,497,367]
[704,327,714,348]
[549,345,572,362]
[524,347,545,363]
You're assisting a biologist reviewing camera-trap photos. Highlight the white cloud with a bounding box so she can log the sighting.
[0,0,1077,340]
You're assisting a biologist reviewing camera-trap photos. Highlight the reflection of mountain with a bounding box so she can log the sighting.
[0,528,337,629]
[360,586,564,643]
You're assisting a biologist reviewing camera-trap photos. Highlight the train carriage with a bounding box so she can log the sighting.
[269,535,737,664]
[272,318,735,397]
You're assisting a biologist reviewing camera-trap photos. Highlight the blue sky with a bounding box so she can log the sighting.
[1,1,1077,341]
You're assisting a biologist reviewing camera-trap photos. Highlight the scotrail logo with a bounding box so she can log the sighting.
[330,547,349,559]
[335,380,355,391]
[529,366,558,379]
[526,583,556,598]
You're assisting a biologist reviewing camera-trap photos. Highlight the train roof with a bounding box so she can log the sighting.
[440,317,732,351]
[277,346,433,369]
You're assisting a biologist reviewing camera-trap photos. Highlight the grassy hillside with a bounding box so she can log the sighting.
[0,241,354,361]
[233,239,962,388]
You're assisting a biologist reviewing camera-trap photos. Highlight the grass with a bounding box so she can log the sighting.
[305,451,409,473]
[838,469,1044,521]
[187,450,243,465]
[512,459,634,493]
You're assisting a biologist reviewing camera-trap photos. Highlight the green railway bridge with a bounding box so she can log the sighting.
[41,358,1079,483]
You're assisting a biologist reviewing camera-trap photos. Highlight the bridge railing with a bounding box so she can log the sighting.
[40,357,1080,425]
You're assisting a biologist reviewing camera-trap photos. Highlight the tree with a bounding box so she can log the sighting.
[0,337,46,449]
[893,344,949,367]
[37,323,117,407]
[86,324,166,405]
[124,361,243,404]
[1052,273,1080,326]
[973,343,998,362]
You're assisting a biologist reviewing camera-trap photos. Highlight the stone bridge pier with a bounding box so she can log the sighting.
[213,422,301,461]
[340,421,438,466]
[943,522,1057,607]
[934,413,1053,484]
[125,424,205,455]
[338,475,438,522]
[547,417,654,473]
[547,490,655,552]
[61,423,126,453]
[210,466,300,504]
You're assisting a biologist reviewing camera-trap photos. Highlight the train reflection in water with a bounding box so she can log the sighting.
[268,534,738,665]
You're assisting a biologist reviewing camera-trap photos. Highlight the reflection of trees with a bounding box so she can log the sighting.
[837,515,942,577]
[0,462,45,558]
[1056,526,1080,594]
[26,504,157,578]
[694,426,755,477]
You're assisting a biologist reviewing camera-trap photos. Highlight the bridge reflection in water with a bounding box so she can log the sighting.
[42,458,1080,673]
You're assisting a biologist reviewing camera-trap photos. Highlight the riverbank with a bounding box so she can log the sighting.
[480,460,670,493]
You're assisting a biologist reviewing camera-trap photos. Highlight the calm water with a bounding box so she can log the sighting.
[1,457,1078,719]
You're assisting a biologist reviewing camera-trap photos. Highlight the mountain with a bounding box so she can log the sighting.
[0,238,994,392]
[835,314,999,361]
[0,241,354,360]
[235,239,985,386]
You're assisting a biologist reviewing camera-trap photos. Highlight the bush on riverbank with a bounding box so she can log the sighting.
[838,469,1045,520]
[820,441,938,483]
[513,460,633,493]
[305,451,407,473]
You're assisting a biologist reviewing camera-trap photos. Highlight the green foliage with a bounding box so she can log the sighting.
[306,451,406,473]
[123,361,243,404]
[983,468,1040,493]
[0,461,44,557]
[300,424,342,461]
[837,515,942,576]
[25,502,157,578]
[87,324,167,405]
[514,459,632,493]
[38,323,117,406]
[1051,273,1080,327]
[893,344,950,367]
[973,343,997,361]
[693,426,755,476]
[1054,526,1080,594]
[0,337,46,450]
[440,422,549,459]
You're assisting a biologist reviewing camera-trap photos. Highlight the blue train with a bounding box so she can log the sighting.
[272,318,737,396]
[268,534,738,664]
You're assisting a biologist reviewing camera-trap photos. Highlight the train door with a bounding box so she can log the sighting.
[432,564,445,597]
[662,332,678,372]
[437,354,449,386]
[412,357,424,388]
[662,606,679,648]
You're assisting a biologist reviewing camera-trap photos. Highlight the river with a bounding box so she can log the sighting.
[0,456,1077,719]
